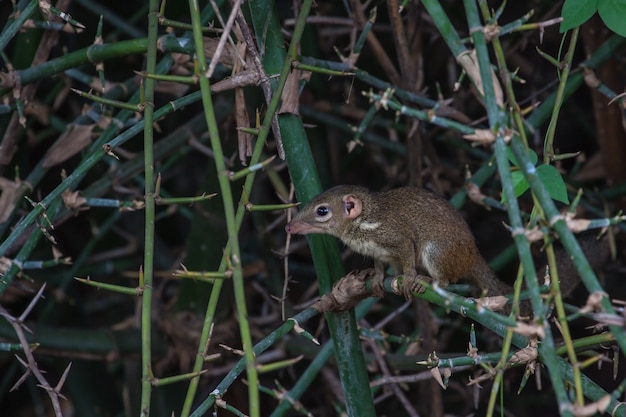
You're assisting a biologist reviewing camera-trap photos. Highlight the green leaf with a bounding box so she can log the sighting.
[537,164,569,204]
[560,0,598,32]
[504,170,530,202]
[507,146,538,167]
[598,0,626,37]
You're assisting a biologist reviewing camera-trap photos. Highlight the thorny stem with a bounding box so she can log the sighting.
[0,285,65,417]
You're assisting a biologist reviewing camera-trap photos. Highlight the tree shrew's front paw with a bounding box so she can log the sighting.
[397,274,434,299]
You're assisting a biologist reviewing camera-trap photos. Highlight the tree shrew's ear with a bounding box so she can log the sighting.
[342,194,362,219]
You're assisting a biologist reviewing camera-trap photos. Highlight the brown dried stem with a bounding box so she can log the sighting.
[0,284,68,417]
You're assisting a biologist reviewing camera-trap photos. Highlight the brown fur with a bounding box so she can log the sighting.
[286,185,610,314]
[285,185,507,296]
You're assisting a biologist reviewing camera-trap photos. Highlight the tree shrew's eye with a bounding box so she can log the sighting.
[316,206,329,216]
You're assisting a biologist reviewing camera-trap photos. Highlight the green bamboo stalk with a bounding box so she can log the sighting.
[173,270,232,282]
[188,307,320,416]
[463,2,573,414]
[298,56,436,108]
[95,15,106,92]
[39,211,121,319]
[21,258,71,269]
[525,34,624,130]
[543,27,579,162]
[556,355,625,417]
[0,7,227,247]
[70,88,143,111]
[3,114,207,305]
[498,9,535,35]
[365,90,475,134]
[510,136,626,354]
[138,0,160,415]
[45,5,86,29]
[4,16,176,417]
[254,0,374,417]
[227,155,276,181]
[0,195,58,286]
[296,33,623,215]
[494,135,583,412]
[0,318,168,356]
[281,114,376,416]
[151,370,207,387]
[482,5,529,148]
[485,268,523,415]
[0,39,151,97]
[269,299,377,417]
[0,341,32,352]
[479,0,579,408]
[155,194,218,205]
[293,62,355,76]
[181,7,299,415]
[464,0,500,123]
[545,240,584,406]
[74,277,142,295]
[187,1,259,415]
[188,1,374,414]
[421,0,465,57]
[353,104,382,146]
[246,203,300,211]
[0,0,39,52]
[469,3,527,310]
[299,105,406,153]
[0,76,192,294]
[0,34,208,98]
[0,69,171,287]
